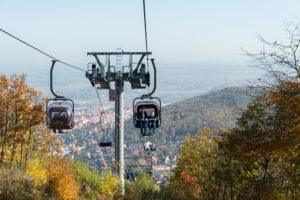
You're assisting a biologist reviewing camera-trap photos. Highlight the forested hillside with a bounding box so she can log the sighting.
[0,75,123,200]
[164,24,300,199]
[125,87,260,143]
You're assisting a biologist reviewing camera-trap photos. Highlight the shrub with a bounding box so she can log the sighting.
[74,161,102,199]
[98,171,120,200]
[25,157,48,187]
[0,167,42,200]
[47,157,80,200]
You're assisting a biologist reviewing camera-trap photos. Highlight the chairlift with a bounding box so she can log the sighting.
[46,60,75,133]
[133,96,161,129]
[98,112,112,147]
[99,133,112,147]
[144,140,156,155]
[132,59,161,135]
[46,99,74,133]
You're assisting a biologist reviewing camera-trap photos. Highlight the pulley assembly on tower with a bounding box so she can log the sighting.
[85,51,161,136]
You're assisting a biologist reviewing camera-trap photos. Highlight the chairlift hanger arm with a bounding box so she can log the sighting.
[141,58,156,98]
[99,112,105,132]
[92,55,105,78]
[134,53,147,72]
[92,55,104,68]
[149,58,156,96]
[50,60,65,99]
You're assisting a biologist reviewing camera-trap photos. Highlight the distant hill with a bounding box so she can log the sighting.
[124,87,260,144]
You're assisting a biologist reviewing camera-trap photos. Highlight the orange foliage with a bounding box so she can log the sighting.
[268,81,300,151]
[180,171,202,196]
[47,157,79,200]
[0,74,44,165]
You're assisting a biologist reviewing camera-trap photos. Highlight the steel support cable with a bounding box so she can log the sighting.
[143,0,149,53]
[143,0,151,93]
[0,28,86,72]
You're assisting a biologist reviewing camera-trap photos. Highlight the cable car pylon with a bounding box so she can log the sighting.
[86,51,159,194]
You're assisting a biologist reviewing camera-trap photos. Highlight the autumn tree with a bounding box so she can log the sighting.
[245,22,300,83]
[0,74,44,167]
[223,22,300,199]
[168,128,240,200]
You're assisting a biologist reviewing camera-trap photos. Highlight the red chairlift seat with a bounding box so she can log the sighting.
[46,99,74,133]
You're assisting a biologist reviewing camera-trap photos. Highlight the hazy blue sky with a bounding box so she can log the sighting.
[1,0,300,70]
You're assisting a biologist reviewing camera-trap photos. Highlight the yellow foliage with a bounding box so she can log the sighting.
[48,157,79,200]
[98,171,120,200]
[168,128,219,199]
[25,157,48,187]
